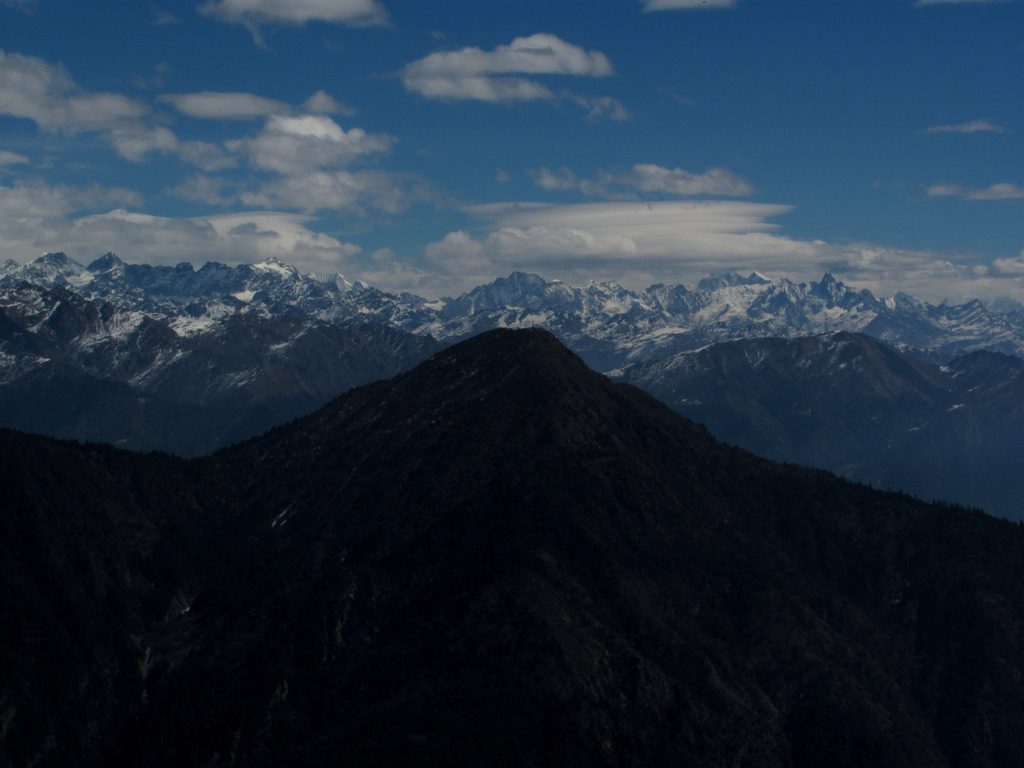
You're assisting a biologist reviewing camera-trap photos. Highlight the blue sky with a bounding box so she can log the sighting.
[1,0,1022,300]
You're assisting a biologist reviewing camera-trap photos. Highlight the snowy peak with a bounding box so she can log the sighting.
[446,271,575,315]
[810,272,846,303]
[250,257,300,279]
[14,252,91,288]
[87,252,125,275]
[642,283,691,315]
[34,252,78,269]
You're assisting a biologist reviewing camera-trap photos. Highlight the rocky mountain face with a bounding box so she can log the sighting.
[4,329,1024,767]
[616,332,1024,519]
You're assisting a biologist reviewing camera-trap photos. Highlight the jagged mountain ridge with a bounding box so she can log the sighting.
[2,251,1022,462]
[4,329,1024,767]
[0,277,441,454]
[616,332,1024,518]
[3,252,1023,373]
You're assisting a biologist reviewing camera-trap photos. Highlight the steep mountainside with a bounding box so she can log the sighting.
[3,329,1024,767]
[617,332,1024,518]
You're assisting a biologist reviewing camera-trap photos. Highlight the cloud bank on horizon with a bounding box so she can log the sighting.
[0,0,1021,302]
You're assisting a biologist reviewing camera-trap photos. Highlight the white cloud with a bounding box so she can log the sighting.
[228,114,392,175]
[403,34,613,103]
[532,167,580,192]
[0,48,148,132]
[992,252,1024,275]
[928,182,1024,200]
[212,114,424,216]
[302,90,355,116]
[240,169,426,214]
[160,91,291,119]
[925,119,1006,134]
[642,0,738,10]
[612,163,753,197]
[351,246,443,294]
[0,180,143,259]
[420,199,1023,301]
[0,179,141,220]
[571,94,631,122]
[175,140,238,171]
[0,49,239,171]
[107,125,236,170]
[426,200,801,286]
[531,163,753,198]
[198,0,388,30]
[0,184,364,274]
[59,208,363,273]
[108,125,179,161]
[0,150,29,167]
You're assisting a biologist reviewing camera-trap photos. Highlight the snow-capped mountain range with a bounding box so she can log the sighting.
[3,251,1023,375]
[2,251,1023,512]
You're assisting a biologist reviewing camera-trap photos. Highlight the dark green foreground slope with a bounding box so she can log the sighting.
[2,329,1024,767]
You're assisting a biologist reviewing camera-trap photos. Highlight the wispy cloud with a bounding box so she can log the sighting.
[0,48,148,132]
[160,91,291,120]
[220,114,427,215]
[570,95,631,122]
[403,33,613,103]
[0,48,234,169]
[0,48,239,171]
[992,252,1024,275]
[641,0,738,11]
[927,182,1024,200]
[925,119,1006,134]
[198,0,388,43]
[0,0,38,12]
[0,179,141,222]
[0,150,29,167]
[227,114,392,175]
[239,170,428,215]
[151,5,180,25]
[531,163,753,198]
[108,126,236,170]
[302,90,356,117]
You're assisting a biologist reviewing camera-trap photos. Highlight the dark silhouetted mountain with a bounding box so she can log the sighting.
[617,332,1024,518]
[4,329,1024,766]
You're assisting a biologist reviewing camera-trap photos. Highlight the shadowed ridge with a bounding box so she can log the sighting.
[221,327,717,531]
[175,327,1018,768]
[5,329,1024,767]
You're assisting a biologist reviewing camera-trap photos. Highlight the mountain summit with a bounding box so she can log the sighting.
[4,329,1024,766]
